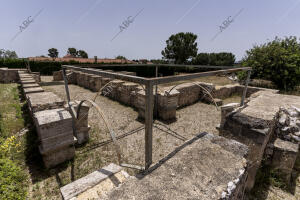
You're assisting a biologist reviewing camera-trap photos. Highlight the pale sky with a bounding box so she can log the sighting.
[1,0,300,61]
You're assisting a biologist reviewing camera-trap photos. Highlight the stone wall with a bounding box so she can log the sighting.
[220,91,300,190]
[16,70,78,168]
[57,69,278,122]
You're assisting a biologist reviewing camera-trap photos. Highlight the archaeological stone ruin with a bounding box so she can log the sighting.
[1,65,300,199]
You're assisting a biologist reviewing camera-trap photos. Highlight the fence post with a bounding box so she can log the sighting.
[145,81,153,169]
[240,70,251,106]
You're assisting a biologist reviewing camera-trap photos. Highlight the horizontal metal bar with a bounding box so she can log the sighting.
[77,63,242,69]
[148,67,252,85]
[63,65,251,86]
[63,65,149,84]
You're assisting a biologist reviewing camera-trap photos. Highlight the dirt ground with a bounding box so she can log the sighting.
[27,76,226,199]
[28,76,299,200]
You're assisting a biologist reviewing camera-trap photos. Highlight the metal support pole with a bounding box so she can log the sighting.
[62,67,77,137]
[145,82,153,169]
[155,66,158,118]
[240,70,251,106]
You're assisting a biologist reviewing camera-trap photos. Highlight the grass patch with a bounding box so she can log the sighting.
[0,84,28,200]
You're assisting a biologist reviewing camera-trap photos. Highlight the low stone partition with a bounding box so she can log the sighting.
[14,70,78,168]
[61,69,280,122]
[176,83,201,108]
[220,91,300,190]
[0,68,26,83]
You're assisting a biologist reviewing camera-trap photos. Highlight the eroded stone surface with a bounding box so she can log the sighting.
[60,163,126,200]
[101,133,248,200]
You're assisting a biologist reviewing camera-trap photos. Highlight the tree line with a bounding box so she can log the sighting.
[48,48,88,59]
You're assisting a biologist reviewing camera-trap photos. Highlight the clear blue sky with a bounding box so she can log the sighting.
[1,0,300,61]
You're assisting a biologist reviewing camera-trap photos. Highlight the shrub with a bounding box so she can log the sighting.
[0,158,27,200]
[242,36,300,90]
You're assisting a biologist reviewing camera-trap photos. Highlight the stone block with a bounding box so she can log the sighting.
[101,78,113,88]
[119,82,139,105]
[77,125,91,144]
[220,103,240,129]
[136,90,154,119]
[23,87,44,95]
[157,89,179,121]
[176,83,201,107]
[85,74,94,89]
[89,75,102,92]
[27,92,65,113]
[22,83,40,88]
[271,138,299,183]
[67,71,77,84]
[213,84,238,99]
[40,131,75,153]
[31,72,41,83]
[53,70,63,81]
[21,79,36,85]
[19,74,33,79]
[33,108,73,140]
[60,163,126,200]
[77,72,85,87]
[40,145,75,168]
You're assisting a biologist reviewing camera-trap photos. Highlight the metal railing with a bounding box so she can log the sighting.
[62,64,251,170]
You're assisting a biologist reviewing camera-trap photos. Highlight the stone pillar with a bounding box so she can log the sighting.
[157,90,179,121]
[220,103,240,129]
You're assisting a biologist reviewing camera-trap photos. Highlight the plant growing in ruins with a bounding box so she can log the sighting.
[162,32,198,64]
[241,36,300,90]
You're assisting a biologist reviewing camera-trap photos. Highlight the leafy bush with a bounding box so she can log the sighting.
[192,52,235,66]
[0,158,27,200]
[242,36,300,90]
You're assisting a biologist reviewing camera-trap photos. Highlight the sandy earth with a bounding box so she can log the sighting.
[40,76,221,168]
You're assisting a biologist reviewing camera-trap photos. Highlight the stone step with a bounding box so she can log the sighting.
[60,163,130,200]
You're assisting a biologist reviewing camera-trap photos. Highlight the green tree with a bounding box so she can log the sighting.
[48,48,59,59]
[161,32,198,64]
[67,48,77,57]
[77,50,88,58]
[192,53,210,65]
[115,55,127,60]
[242,36,300,90]
[0,49,18,59]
